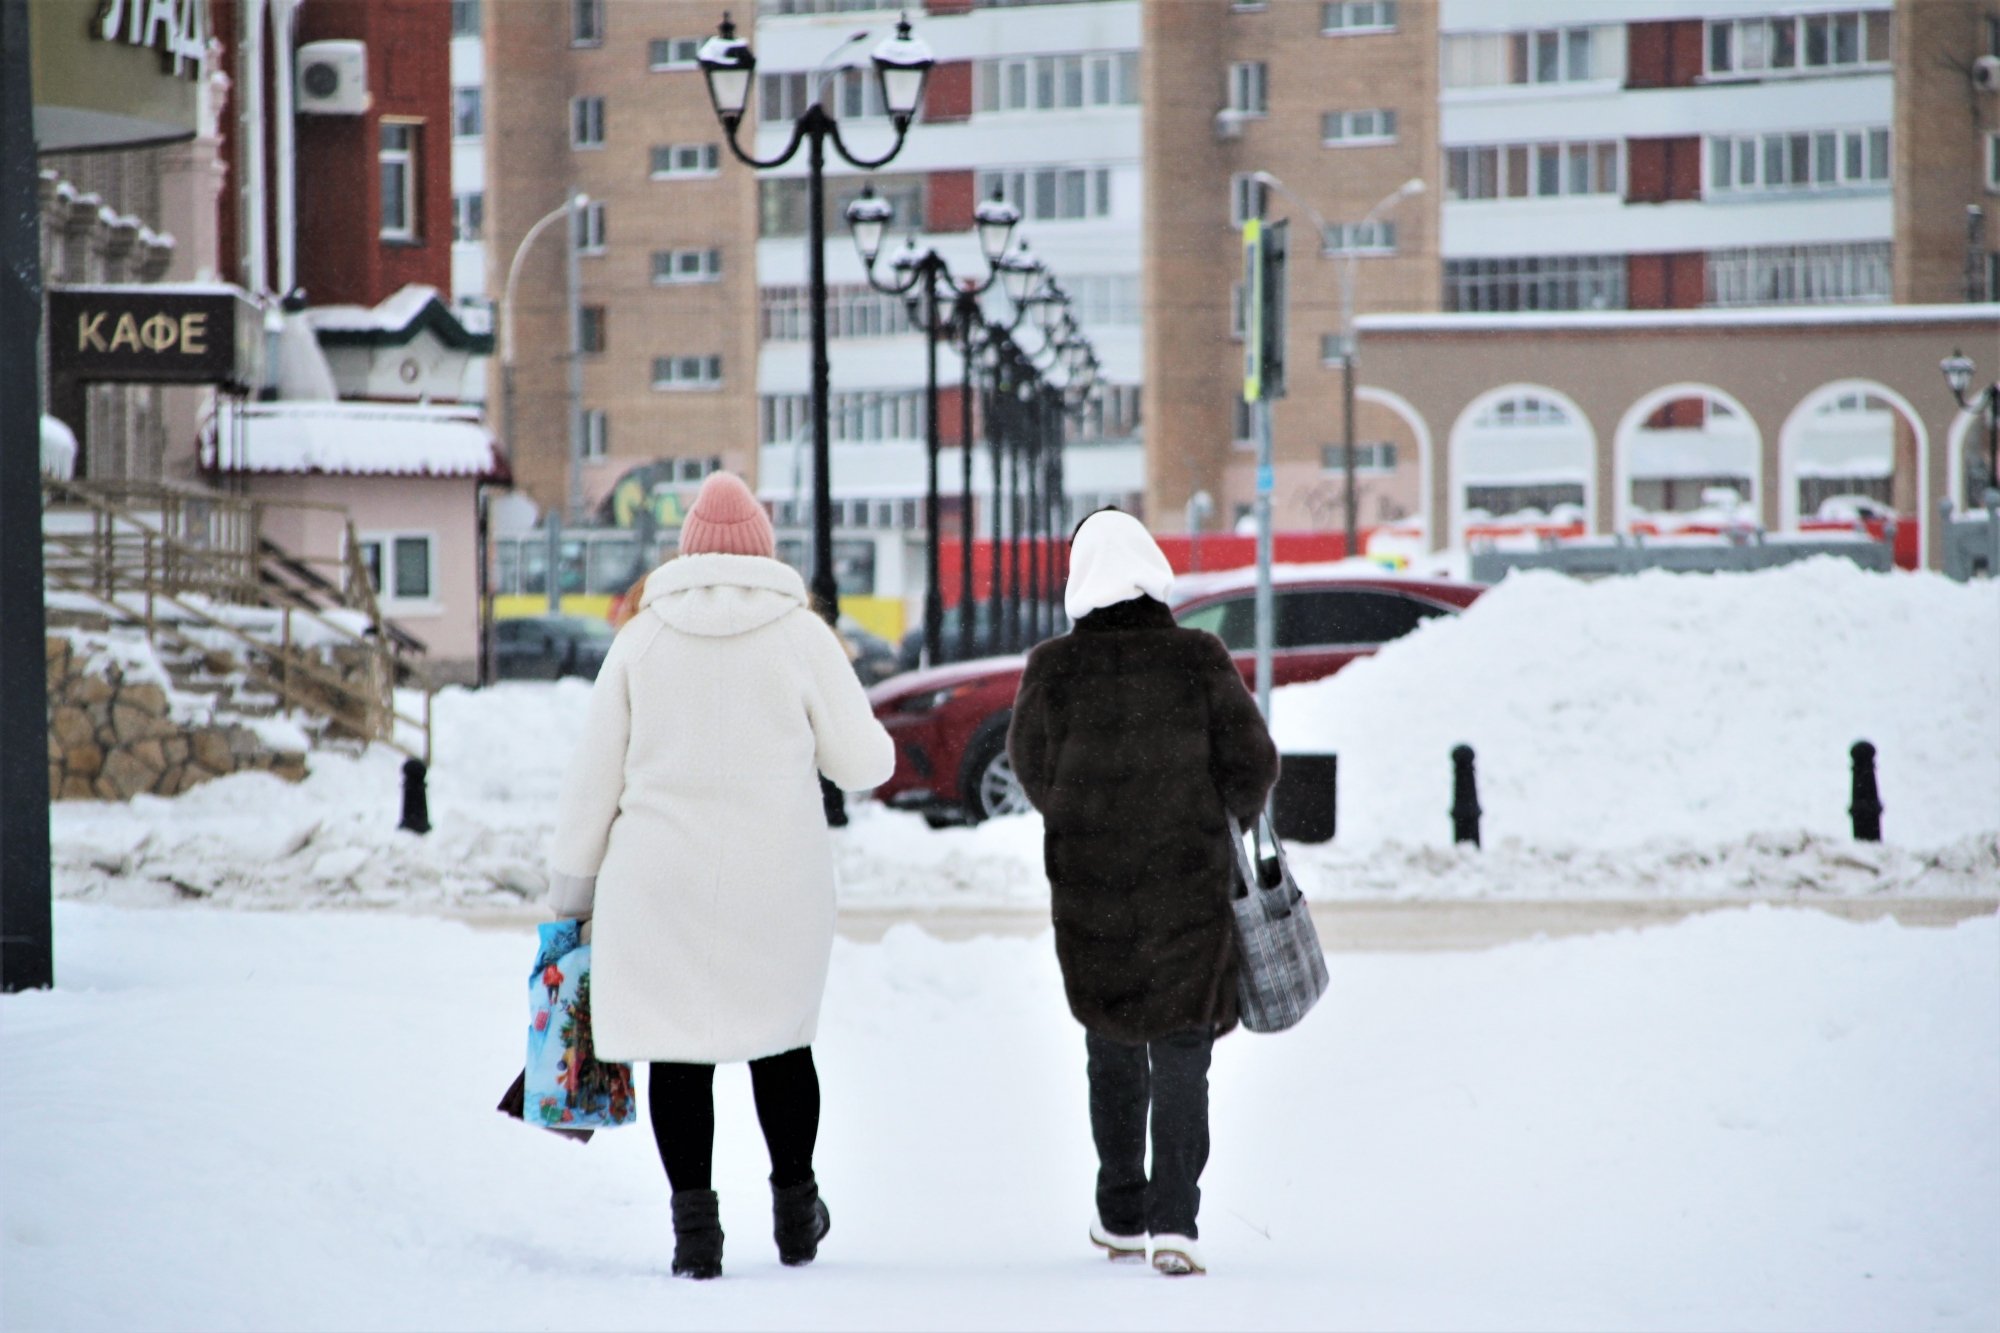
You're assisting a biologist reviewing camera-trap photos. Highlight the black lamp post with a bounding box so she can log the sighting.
[1941,347,2000,500]
[845,186,1019,666]
[698,11,933,622]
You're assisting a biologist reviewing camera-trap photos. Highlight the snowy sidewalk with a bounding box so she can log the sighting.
[4,903,1995,1332]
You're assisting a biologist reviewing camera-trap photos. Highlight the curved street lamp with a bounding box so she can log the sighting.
[844,184,1020,665]
[697,11,934,622]
[1940,347,1999,502]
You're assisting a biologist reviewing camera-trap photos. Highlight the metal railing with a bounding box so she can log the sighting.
[41,477,434,763]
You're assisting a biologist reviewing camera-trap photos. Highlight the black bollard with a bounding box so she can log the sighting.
[1272,753,1338,844]
[1450,744,1482,847]
[399,758,431,835]
[1849,741,1883,842]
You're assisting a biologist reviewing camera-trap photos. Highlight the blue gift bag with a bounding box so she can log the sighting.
[522,920,636,1132]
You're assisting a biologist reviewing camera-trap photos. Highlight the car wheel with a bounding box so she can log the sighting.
[960,723,1031,824]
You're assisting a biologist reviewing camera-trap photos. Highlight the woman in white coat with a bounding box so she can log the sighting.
[546,471,894,1280]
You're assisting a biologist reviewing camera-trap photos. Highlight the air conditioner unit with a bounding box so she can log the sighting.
[298,40,369,115]
[1974,54,2000,93]
[1214,109,1245,141]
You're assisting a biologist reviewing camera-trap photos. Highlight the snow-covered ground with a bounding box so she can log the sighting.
[3,903,1994,1332]
[47,560,1999,914]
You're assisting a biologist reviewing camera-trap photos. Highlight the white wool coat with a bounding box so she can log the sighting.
[546,554,895,1064]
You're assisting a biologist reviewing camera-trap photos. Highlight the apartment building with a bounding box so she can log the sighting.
[485,0,761,521]
[750,0,1148,541]
[1148,0,2000,538]
[451,0,489,308]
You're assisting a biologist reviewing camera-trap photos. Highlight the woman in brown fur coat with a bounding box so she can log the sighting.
[1007,508,1278,1278]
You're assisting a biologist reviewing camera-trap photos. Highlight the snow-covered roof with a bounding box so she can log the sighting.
[204,401,511,482]
[1358,303,2000,336]
[306,285,495,354]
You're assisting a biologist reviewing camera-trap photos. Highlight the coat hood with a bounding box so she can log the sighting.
[641,553,807,637]
[1065,509,1174,621]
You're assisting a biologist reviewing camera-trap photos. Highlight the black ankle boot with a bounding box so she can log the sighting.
[772,1177,830,1267]
[670,1189,723,1280]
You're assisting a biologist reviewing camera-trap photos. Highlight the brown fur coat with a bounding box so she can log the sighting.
[1007,596,1279,1042]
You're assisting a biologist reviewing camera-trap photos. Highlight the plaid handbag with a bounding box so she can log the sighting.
[1227,812,1329,1033]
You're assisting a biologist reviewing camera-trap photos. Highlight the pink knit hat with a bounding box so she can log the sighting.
[678,472,776,558]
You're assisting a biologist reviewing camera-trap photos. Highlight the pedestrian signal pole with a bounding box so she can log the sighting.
[1242,217,1287,720]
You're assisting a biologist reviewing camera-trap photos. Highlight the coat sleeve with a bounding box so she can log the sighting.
[545,620,652,918]
[1006,649,1055,813]
[793,612,896,793]
[1200,636,1280,822]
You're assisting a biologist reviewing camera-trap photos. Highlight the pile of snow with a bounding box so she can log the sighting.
[4,903,1994,1331]
[1270,559,1998,850]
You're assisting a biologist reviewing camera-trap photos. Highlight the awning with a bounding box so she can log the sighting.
[203,400,511,483]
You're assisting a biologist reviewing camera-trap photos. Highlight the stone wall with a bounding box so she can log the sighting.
[45,637,308,801]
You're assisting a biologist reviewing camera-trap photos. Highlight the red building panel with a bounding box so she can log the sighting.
[927,169,975,232]
[923,60,972,123]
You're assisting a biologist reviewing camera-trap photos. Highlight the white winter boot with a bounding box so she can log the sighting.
[1149,1234,1205,1276]
[1088,1220,1146,1263]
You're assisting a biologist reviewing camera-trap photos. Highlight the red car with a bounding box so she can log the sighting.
[866,571,1486,825]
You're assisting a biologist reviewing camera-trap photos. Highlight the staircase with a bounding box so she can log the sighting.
[41,476,434,763]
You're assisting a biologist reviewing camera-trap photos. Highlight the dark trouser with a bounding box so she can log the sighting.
[1085,1029,1214,1239]
[648,1046,820,1193]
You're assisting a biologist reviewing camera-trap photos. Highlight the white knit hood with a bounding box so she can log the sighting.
[640,553,806,637]
[1064,509,1174,621]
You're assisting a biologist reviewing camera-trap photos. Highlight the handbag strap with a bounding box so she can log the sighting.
[1226,811,1291,892]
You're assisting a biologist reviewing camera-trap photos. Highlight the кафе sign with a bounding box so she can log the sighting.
[47,285,261,390]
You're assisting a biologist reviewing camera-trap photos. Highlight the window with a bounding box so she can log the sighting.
[650,143,720,178]
[1322,0,1396,34]
[1446,140,1619,200]
[572,0,603,45]
[1230,172,1268,225]
[759,391,927,445]
[652,355,723,390]
[1442,26,1615,88]
[1227,61,1268,115]
[1062,274,1142,326]
[759,284,919,339]
[1322,108,1397,144]
[974,51,1140,113]
[1276,590,1442,648]
[1322,220,1397,254]
[378,123,418,241]
[653,248,723,284]
[452,87,483,138]
[1705,242,1891,306]
[575,200,606,253]
[761,175,924,237]
[975,167,1114,222]
[579,306,606,354]
[358,532,435,605]
[1444,254,1627,312]
[1706,126,1889,195]
[649,37,702,69]
[450,0,480,37]
[582,409,609,460]
[572,95,605,148]
[1704,11,1889,79]
[1320,442,1398,473]
[452,191,484,242]
[1989,133,2000,192]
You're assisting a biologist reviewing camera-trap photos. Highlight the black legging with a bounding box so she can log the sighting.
[648,1046,820,1193]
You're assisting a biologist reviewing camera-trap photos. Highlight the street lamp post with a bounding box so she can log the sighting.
[1941,347,2000,502]
[699,12,933,623]
[845,186,1019,665]
[1252,172,1424,558]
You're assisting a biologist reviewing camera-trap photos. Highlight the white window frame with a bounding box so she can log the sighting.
[1442,25,1616,90]
[1321,220,1398,255]
[1322,107,1397,146]
[452,86,482,139]
[1322,0,1396,34]
[651,354,724,391]
[572,0,603,47]
[1230,172,1268,226]
[1321,441,1398,474]
[975,166,1114,222]
[650,143,721,179]
[1705,126,1890,197]
[575,200,607,254]
[356,531,439,611]
[378,121,418,241]
[571,96,605,149]
[652,248,723,284]
[1988,132,2000,193]
[582,408,609,461]
[1447,140,1621,201]
[1703,11,1889,82]
[452,190,483,243]
[1226,61,1268,116]
[450,0,480,38]
[649,36,702,70]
